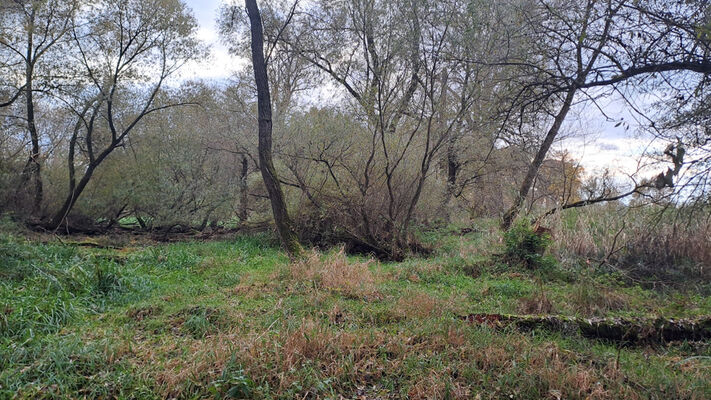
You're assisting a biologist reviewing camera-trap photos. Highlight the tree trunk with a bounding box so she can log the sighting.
[136,215,148,230]
[463,313,711,344]
[21,10,43,216]
[440,142,459,222]
[239,155,249,222]
[49,164,96,230]
[245,0,302,259]
[199,213,210,231]
[502,87,577,230]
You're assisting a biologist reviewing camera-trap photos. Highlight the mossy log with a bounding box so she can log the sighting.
[462,313,711,344]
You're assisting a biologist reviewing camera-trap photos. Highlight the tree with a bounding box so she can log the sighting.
[0,0,78,215]
[244,0,303,258]
[652,91,711,209]
[48,0,201,230]
[501,0,711,229]
[104,84,244,232]
[271,0,482,257]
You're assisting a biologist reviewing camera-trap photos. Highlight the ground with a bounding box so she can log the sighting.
[1,224,710,399]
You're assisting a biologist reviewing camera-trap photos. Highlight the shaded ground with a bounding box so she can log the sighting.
[1,226,710,399]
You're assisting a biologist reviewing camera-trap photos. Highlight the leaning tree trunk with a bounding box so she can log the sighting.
[245,0,302,259]
[49,164,96,230]
[502,87,577,230]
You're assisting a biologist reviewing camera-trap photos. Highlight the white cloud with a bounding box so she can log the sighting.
[177,0,247,81]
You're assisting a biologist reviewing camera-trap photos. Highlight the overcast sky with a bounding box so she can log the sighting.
[180,0,661,180]
[182,0,242,80]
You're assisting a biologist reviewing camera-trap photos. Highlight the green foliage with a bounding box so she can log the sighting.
[209,354,254,399]
[181,306,222,338]
[504,219,555,270]
[1,231,709,398]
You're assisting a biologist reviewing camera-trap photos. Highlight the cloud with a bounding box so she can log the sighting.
[173,1,248,82]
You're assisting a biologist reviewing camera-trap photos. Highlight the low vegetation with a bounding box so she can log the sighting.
[1,1,710,398]
[2,213,709,399]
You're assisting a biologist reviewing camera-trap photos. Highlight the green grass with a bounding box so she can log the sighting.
[1,228,709,399]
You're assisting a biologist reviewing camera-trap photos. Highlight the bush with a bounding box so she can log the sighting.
[504,219,555,270]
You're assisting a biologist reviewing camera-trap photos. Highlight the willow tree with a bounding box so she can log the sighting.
[0,0,78,215]
[269,0,482,258]
[501,0,711,229]
[49,0,202,230]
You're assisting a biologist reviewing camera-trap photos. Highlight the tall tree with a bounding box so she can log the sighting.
[49,0,201,230]
[245,0,303,258]
[271,0,482,257]
[501,0,711,229]
[0,0,77,215]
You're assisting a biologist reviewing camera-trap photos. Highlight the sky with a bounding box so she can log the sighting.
[181,0,243,80]
[180,0,663,182]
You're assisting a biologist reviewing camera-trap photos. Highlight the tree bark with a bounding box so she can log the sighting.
[442,142,459,219]
[502,87,577,230]
[245,0,302,259]
[463,313,711,344]
[20,9,43,216]
[239,155,249,222]
[49,164,96,230]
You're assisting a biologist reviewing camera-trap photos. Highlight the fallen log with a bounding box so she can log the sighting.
[64,239,121,249]
[461,313,711,344]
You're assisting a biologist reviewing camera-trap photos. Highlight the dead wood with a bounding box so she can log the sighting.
[462,313,711,344]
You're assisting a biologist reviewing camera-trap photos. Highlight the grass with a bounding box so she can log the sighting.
[1,225,710,399]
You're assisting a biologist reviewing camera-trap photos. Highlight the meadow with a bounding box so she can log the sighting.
[1,217,709,399]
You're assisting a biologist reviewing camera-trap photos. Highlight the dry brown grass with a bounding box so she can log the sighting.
[117,315,708,400]
[389,260,444,282]
[394,290,443,319]
[571,283,630,316]
[458,226,503,259]
[518,290,555,314]
[524,345,613,400]
[408,369,471,399]
[229,275,277,300]
[230,319,391,393]
[622,220,711,276]
[287,247,381,299]
[549,207,711,282]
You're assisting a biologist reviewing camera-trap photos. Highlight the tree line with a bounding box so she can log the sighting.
[1,0,709,259]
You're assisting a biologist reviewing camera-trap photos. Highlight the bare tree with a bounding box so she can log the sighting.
[245,0,303,258]
[267,0,484,257]
[48,0,201,230]
[0,0,77,215]
[501,0,711,229]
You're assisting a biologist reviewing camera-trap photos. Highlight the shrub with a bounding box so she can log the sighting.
[93,263,124,296]
[504,219,555,270]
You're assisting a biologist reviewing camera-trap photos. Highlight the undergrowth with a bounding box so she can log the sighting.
[1,225,709,399]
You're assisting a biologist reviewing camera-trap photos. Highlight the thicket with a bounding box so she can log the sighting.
[0,0,709,260]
